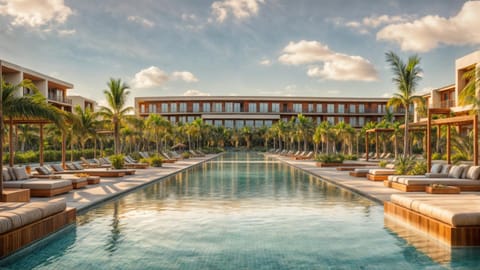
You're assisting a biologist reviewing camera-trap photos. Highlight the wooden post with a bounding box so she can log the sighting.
[474,114,478,166]
[0,60,3,197]
[9,118,13,167]
[375,131,379,160]
[365,132,369,161]
[39,124,44,166]
[61,131,66,169]
[447,125,451,164]
[426,110,431,172]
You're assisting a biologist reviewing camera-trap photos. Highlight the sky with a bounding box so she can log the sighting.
[1,0,480,108]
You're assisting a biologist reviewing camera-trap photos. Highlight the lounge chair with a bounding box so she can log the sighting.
[366,166,397,181]
[50,163,135,177]
[294,151,314,160]
[2,167,73,197]
[349,164,394,177]
[123,156,149,169]
[32,165,88,189]
[80,157,111,168]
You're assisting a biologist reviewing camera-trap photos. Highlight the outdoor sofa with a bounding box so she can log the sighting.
[2,167,73,197]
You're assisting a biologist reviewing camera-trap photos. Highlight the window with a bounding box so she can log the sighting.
[317,104,323,113]
[148,104,156,113]
[246,120,254,127]
[225,102,233,112]
[359,117,365,126]
[169,116,176,124]
[214,120,222,126]
[338,116,344,123]
[187,116,195,123]
[179,116,186,123]
[338,104,344,113]
[327,104,334,113]
[259,103,268,113]
[265,120,272,127]
[170,103,177,113]
[316,117,321,123]
[350,117,357,127]
[293,103,302,113]
[192,103,199,113]
[308,104,313,113]
[179,103,187,113]
[203,103,210,112]
[255,120,263,127]
[248,103,257,113]
[236,120,244,128]
[161,103,168,113]
[234,103,241,112]
[205,120,213,125]
[140,104,145,113]
[327,116,335,124]
[225,120,234,128]
[214,102,222,112]
[271,103,280,113]
[359,104,365,113]
[349,104,356,113]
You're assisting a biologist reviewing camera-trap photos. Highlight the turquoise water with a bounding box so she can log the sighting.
[1,153,480,269]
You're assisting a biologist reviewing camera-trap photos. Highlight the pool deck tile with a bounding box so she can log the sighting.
[30,154,220,212]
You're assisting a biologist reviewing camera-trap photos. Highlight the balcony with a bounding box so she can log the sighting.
[439,99,456,109]
[48,95,72,105]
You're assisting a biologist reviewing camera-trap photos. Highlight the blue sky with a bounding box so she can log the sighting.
[1,0,479,107]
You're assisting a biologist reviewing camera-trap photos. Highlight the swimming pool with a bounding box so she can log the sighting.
[2,153,479,269]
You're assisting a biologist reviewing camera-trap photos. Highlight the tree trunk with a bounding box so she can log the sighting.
[404,110,409,158]
[114,116,120,155]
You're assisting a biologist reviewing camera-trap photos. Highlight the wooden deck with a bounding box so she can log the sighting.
[384,201,480,246]
[0,208,76,258]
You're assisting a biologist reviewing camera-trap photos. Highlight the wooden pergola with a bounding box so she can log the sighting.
[3,118,68,168]
[408,108,478,172]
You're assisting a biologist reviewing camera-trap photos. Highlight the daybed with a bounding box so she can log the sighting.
[349,164,394,177]
[33,166,88,189]
[366,167,397,181]
[385,193,480,246]
[385,164,480,192]
[0,199,76,258]
[2,167,73,197]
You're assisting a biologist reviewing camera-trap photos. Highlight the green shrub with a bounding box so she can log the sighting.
[315,154,345,163]
[182,152,190,159]
[432,152,442,160]
[149,156,163,167]
[452,153,468,164]
[410,161,427,175]
[343,154,357,161]
[139,158,150,165]
[379,160,388,168]
[395,155,416,175]
[110,154,124,169]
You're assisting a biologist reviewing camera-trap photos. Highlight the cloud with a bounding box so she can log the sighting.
[57,29,75,36]
[279,40,378,81]
[127,15,155,28]
[172,71,199,82]
[0,0,72,27]
[377,1,480,52]
[131,66,169,89]
[211,0,264,23]
[259,59,271,66]
[183,89,210,96]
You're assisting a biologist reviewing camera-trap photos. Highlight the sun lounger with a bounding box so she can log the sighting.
[50,163,134,177]
[294,151,314,160]
[123,156,149,169]
[385,193,480,246]
[0,199,76,258]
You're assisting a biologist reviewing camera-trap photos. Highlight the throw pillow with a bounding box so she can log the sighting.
[13,167,29,180]
[430,164,442,174]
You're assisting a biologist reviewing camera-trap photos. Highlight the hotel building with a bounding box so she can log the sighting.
[135,96,403,128]
[68,95,97,112]
[0,60,73,112]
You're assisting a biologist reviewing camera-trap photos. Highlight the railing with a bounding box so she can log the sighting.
[48,95,72,105]
[439,99,456,108]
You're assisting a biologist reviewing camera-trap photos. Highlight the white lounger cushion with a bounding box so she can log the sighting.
[390,194,480,226]
[448,166,464,179]
[397,177,480,186]
[430,164,443,173]
[368,169,396,175]
[466,166,480,180]
[3,179,72,190]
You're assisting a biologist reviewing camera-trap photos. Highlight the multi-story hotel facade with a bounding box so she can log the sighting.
[0,60,74,112]
[135,96,403,129]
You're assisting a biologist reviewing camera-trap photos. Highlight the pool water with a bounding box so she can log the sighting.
[2,153,480,269]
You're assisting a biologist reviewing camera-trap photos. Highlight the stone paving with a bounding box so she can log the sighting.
[31,154,220,212]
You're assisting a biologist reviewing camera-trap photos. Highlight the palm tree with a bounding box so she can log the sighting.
[385,51,424,158]
[241,126,252,149]
[458,67,480,107]
[315,121,333,154]
[145,114,170,153]
[99,78,133,154]
[71,105,99,153]
[296,114,314,152]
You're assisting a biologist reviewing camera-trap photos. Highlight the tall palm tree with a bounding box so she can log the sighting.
[385,51,424,158]
[71,105,99,153]
[296,114,314,152]
[99,78,133,154]
[145,114,170,153]
[458,67,480,107]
